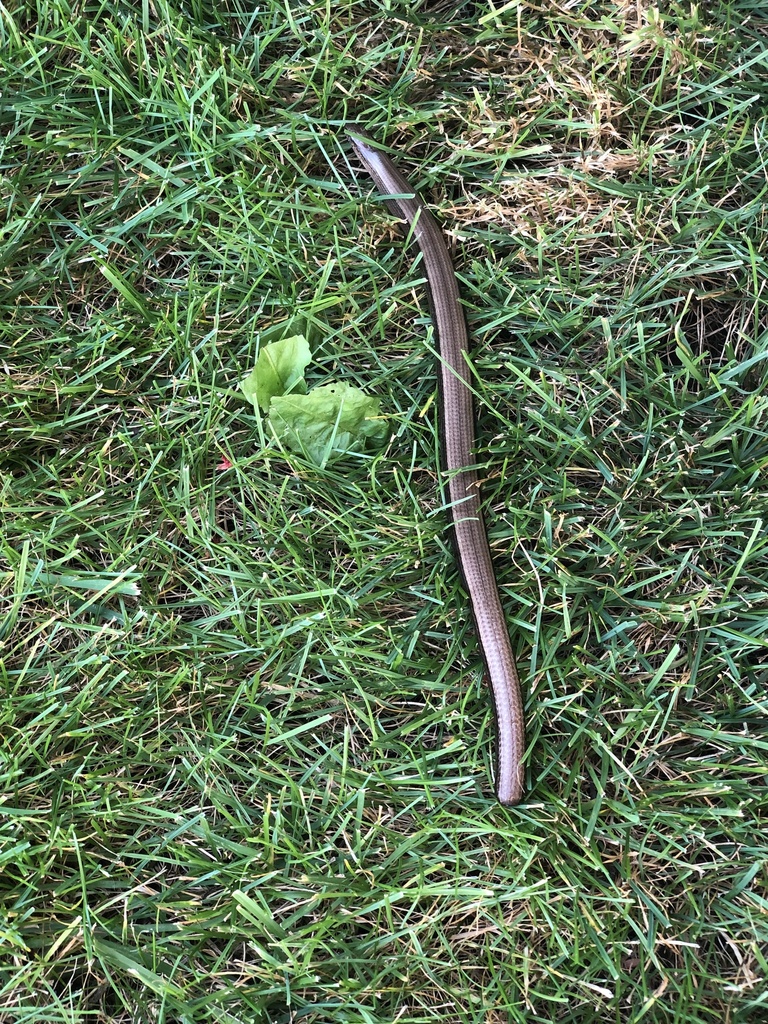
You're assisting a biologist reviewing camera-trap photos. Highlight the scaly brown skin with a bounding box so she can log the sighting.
[348,129,525,805]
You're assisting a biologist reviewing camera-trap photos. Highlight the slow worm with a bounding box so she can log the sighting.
[348,129,525,805]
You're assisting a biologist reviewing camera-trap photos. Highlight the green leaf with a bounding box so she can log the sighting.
[268,383,388,465]
[257,315,321,349]
[240,334,312,413]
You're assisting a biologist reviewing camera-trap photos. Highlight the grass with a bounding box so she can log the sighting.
[2,0,768,1020]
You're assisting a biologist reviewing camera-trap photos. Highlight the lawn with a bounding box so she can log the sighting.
[2,1,768,1021]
